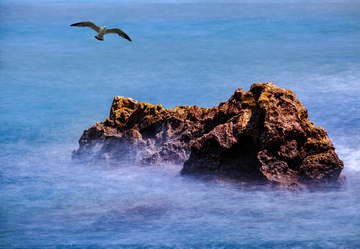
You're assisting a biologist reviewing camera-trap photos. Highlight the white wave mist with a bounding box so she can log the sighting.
[1,142,359,247]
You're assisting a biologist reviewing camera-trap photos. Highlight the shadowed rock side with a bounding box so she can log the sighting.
[72,82,344,186]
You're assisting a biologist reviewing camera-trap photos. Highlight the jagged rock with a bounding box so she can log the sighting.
[72,82,344,186]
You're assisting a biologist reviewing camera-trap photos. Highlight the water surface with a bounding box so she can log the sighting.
[1,1,359,247]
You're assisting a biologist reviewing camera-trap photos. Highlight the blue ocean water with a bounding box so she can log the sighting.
[1,0,360,247]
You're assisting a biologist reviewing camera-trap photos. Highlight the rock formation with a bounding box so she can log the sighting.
[72,82,344,186]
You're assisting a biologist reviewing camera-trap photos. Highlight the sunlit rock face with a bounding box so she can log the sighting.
[72,82,344,185]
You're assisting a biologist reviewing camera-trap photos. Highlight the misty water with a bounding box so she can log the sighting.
[1,1,360,247]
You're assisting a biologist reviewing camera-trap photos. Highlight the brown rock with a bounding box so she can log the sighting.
[72,82,344,186]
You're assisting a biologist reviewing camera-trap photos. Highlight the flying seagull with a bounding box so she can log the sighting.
[70,21,132,42]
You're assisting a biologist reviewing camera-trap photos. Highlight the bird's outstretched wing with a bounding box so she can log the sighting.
[70,21,100,33]
[105,28,132,42]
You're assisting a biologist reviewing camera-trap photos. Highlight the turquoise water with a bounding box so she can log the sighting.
[1,1,360,247]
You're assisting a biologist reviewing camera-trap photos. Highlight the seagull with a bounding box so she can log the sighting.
[70,21,132,42]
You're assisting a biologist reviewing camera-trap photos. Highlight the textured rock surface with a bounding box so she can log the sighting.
[72,82,344,185]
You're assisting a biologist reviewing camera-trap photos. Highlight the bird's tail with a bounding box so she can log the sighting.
[95,36,104,41]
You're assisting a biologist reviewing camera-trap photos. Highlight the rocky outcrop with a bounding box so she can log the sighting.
[72,82,344,186]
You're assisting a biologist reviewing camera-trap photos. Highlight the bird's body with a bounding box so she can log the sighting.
[70,21,132,42]
[95,26,107,41]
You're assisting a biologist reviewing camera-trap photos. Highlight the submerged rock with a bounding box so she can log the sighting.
[72,82,344,186]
